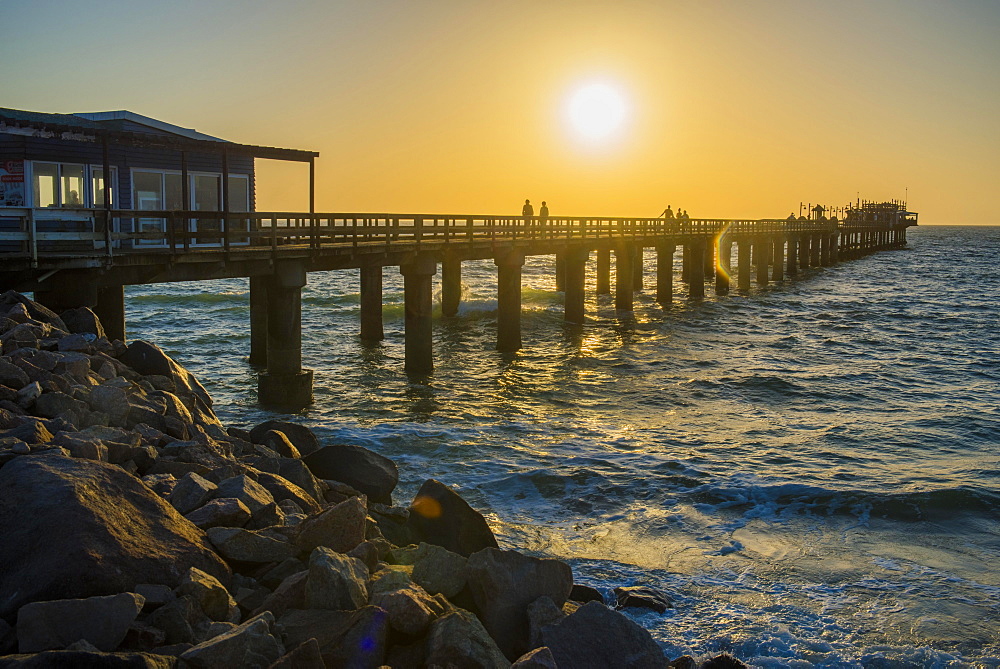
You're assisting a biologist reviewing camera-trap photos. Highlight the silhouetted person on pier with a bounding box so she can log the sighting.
[681,209,690,220]
[539,201,549,237]
[787,213,796,220]
[522,199,533,228]
[660,205,674,219]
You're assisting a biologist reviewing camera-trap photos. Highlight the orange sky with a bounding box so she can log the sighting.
[4,1,998,223]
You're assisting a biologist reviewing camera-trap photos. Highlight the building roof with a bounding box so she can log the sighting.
[0,107,318,162]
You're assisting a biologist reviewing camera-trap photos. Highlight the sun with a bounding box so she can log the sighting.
[567,83,628,141]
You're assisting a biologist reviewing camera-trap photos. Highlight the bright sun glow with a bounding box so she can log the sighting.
[567,83,628,141]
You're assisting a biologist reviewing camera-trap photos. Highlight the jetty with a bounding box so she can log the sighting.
[0,107,918,410]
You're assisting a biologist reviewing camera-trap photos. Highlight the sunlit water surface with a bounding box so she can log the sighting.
[127,226,999,667]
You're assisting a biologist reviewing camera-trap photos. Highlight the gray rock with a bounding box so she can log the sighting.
[252,571,307,620]
[407,478,498,557]
[146,595,208,645]
[0,456,229,621]
[249,420,319,456]
[15,382,42,407]
[293,496,367,554]
[527,596,565,649]
[88,384,130,425]
[59,307,106,338]
[304,546,369,610]
[369,582,448,636]
[0,360,30,389]
[466,547,574,660]
[254,471,321,515]
[276,458,325,504]
[177,567,231,621]
[302,443,398,504]
[16,592,144,653]
[411,541,469,599]
[134,584,176,610]
[179,611,283,669]
[267,637,324,669]
[614,585,673,613]
[246,502,286,530]
[258,430,300,459]
[426,609,510,669]
[206,527,296,563]
[214,474,274,515]
[117,340,213,411]
[0,419,53,445]
[0,650,176,667]
[168,472,218,515]
[541,600,667,669]
[513,646,559,669]
[570,583,605,604]
[57,333,97,353]
[275,606,388,669]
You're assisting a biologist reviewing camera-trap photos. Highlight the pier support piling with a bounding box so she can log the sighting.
[755,238,770,286]
[737,240,752,291]
[564,247,588,324]
[249,276,268,365]
[94,286,125,343]
[400,255,437,373]
[614,245,634,311]
[656,244,674,305]
[35,279,126,343]
[360,264,385,340]
[258,261,313,410]
[441,258,462,318]
[786,237,798,277]
[799,235,810,269]
[496,251,525,351]
[772,238,784,281]
[596,248,611,295]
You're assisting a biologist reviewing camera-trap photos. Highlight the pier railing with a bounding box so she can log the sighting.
[0,208,845,262]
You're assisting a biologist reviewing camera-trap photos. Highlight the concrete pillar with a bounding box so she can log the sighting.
[495,251,525,351]
[772,238,784,281]
[35,277,126,343]
[689,239,705,299]
[716,238,731,295]
[811,234,821,266]
[656,244,674,305]
[259,261,313,410]
[95,286,125,343]
[799,235,810,268]
[360,264,385,340]
[249,276,268,365]
[614,245,634,311]
[596,248,611,295]
[441,258,461,318]
[564,247,588,324]
[400,255,437,373]
[786,237,798,276]
[737,240,752,291]
[555,253,566,292]
[755,237,770,286]
[632,245,644,291]
[820,235,831,266]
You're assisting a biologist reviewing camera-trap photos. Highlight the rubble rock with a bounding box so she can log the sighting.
[512,646,558,669]
[214,474,274,515]
[411,541,469,599]
[293,496,367,554]
[249,420,320,457]
[466,547,574,660]
[407,478,498,557]
[177,567,231,622]
[302,443,398,503]
[304,546,369,611]
[275,606,388,669]
[425,609,510,669]
[184,498,251,530]
[614,585,673,613]
[541,600,667,669]
[178,611,283,669]
[59,307,106,338]
[16,592,145,653]
[168,472,218,515]
[206,527,296,563]
[0,456,228,620]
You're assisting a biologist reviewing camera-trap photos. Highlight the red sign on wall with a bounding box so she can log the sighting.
[0,160,25,206]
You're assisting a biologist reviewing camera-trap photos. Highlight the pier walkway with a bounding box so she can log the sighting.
[0,208,916,409]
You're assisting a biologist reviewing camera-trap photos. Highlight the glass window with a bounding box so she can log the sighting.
[133,171,163,210]
[193,175,220,211]
[165,174,184,210]
[61,164,84,207]
[91,167,117,207]
[33,163,59,208]
[227,176,249,213]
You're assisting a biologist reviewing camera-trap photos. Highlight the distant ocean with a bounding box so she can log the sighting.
[127,225,1000,667]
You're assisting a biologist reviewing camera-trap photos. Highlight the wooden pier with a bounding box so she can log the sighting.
[0,207,916,410]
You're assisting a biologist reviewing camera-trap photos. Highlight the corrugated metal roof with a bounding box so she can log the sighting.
[0,107,318,162]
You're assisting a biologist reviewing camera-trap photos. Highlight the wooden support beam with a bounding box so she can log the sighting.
[360,264,385,341]
[656,244,674,305]
[496,251,525,352]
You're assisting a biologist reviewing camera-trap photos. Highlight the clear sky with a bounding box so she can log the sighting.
[3,0,998,223]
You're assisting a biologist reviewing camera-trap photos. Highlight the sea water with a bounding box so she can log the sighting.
[126,226,1000,667]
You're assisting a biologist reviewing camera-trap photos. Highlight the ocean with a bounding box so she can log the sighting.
[125,225,999,667]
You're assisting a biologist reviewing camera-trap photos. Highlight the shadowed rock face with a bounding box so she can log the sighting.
[118,340,213,411]
[407,479,498,557]
[0,455,230,621]
[302,444,398,504]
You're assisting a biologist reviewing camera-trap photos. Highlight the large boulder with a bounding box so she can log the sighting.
[117,341,212,410]
[293,496,367,554]
[304,547,369,611]
[302,444,398,504]
[407,479,498,557]
[540,601,667,669]
[466,548,574,660]
[275,606,388,669]
[16,593,144,653]
[0,456,229,621]
[249,421,320,457]
[425,609,510,669]
[59,307,106,339]
[179,611,283,668]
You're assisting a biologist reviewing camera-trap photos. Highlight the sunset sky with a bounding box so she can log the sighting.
[4,0,998,224]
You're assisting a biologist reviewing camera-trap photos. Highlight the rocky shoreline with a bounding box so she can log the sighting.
[0,290,746,669]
